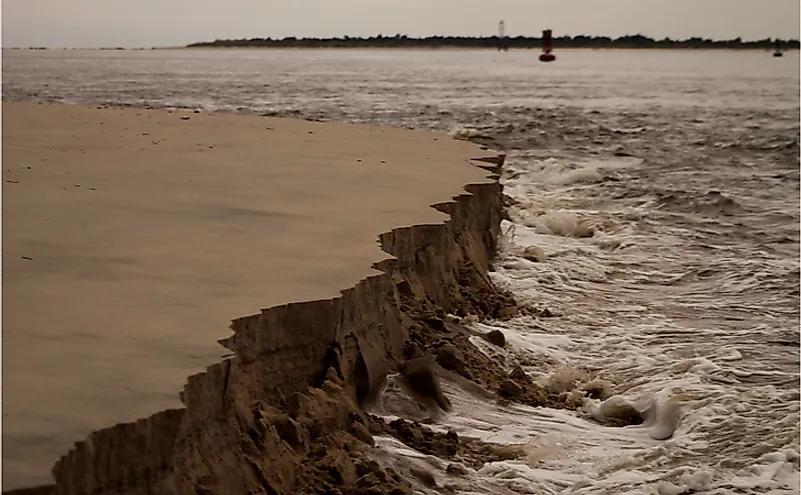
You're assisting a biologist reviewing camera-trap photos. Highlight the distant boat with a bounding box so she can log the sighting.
[539,29,556,62]
[773,39,784,57]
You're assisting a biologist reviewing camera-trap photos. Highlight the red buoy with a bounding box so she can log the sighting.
[539,29,556,62]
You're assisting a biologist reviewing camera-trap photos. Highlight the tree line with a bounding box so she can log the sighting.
[187,34,799,50]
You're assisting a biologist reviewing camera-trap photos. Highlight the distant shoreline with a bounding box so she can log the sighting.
[6,34,798,52]
[184,35,799,51]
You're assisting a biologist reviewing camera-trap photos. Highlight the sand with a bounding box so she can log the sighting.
[1,101,494,489]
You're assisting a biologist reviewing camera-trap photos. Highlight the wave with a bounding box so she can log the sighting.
[653,190,744,216]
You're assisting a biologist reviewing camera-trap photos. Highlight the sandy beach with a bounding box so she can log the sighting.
[2,101,496,489]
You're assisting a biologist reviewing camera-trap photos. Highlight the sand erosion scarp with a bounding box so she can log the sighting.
[3,102,512,494]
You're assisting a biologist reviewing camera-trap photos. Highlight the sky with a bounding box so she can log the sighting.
[2,0,800,49]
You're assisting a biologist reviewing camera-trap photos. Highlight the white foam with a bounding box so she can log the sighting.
[450,125,483,139]
[371,151,799,494]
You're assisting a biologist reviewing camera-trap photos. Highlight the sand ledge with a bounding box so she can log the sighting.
[6,103,508,494]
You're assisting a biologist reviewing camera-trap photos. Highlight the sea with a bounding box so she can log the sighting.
[2,48,799,494]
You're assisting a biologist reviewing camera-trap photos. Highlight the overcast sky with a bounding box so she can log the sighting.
[3,0,799,48]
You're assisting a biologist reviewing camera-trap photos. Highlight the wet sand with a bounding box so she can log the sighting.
[1,101,492,488]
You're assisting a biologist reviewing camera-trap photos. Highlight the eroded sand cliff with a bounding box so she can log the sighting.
[3,102,510,494]
[48,173,507,495]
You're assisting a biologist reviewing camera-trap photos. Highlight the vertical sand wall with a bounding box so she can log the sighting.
[41,156,505,495]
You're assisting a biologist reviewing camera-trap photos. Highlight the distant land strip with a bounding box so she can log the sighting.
[185,34,800,50]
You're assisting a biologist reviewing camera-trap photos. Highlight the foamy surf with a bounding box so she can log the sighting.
[371,150,799,494]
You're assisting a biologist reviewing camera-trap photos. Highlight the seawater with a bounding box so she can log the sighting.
[3,49,799,493]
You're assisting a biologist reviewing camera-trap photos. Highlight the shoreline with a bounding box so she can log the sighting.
[3,101,512,494]
[3,51,797,493]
